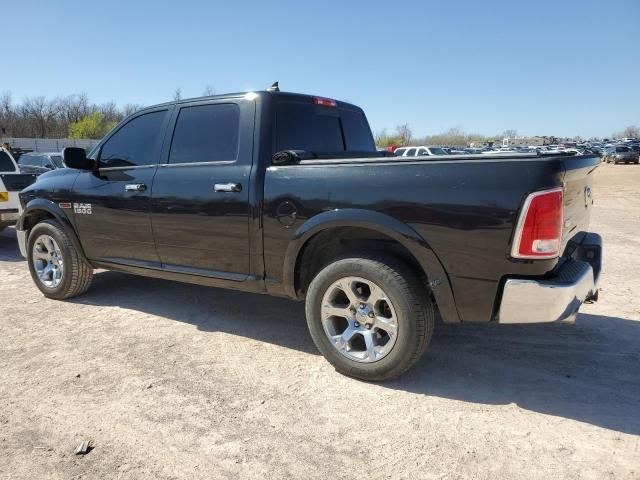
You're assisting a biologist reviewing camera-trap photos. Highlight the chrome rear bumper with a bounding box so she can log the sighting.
[499,233,602,324]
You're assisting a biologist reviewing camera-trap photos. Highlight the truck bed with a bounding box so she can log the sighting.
[263,154,600,323]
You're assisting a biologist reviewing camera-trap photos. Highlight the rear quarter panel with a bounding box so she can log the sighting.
[264,156,572,322]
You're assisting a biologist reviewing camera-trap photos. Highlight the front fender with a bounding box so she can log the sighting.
[17,199,89,263]
[283,209,461,323]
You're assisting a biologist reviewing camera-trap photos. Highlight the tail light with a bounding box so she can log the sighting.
[312,96,337,107]
[511,187,564,259]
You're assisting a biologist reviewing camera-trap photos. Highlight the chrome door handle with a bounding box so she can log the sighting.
[214,182,242,192]
[125,183,146,192]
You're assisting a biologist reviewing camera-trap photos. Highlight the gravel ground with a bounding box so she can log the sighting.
[1,163,639,480]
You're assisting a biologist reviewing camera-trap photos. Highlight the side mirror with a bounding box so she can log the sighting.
[62,147,94,170]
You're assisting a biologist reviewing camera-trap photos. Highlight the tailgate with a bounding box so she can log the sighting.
[0,173,38,191]
[561,155,600,249]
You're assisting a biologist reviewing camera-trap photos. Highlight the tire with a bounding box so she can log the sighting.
[305,255,434,381]
[27,219,93,299]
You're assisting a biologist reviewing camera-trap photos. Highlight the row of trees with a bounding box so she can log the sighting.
[0,92,143,139]
[375,124,640,148]
[375,125,507,148]
[613,125,640,139]
[0,86,219,140]
[1,90,637,142]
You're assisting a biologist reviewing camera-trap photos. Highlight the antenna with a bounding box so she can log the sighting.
[267,81,280,92]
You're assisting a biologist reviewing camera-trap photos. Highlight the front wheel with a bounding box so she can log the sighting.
[305,255,434,381]
[27,220,93,299]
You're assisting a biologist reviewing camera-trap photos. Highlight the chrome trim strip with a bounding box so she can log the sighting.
[98,164,157,172]
[99,160,236,172]
[159,160,236,168]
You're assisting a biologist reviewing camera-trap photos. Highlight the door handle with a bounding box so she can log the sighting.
[214,182,242,192]
[125,183,147,192]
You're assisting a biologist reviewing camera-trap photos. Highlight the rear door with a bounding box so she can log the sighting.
[72,107,171,265]
[150,98,254,278]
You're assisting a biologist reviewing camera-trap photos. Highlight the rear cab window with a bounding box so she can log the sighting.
[274,96,375,154]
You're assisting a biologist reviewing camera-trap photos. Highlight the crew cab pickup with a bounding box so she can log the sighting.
[0,147,37,233]
[16,89,603,380]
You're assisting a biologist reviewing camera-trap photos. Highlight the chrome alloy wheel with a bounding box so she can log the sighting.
[32,234,64,288]
[320,276,399,363]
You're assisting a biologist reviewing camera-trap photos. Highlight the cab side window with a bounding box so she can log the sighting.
[169,103,240,164]
[100,110,167,168]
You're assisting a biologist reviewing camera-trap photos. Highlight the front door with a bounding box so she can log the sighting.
[73,108,171,266]
[150,99,254,279]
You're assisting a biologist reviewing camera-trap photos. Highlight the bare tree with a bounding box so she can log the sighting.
[58,93,90,125]
[99,101,120,122]
[20,96,61,137]
[173,88,182,101]
[202,85,216,96]
[395,124,412,145]
[502,129,518,139]
[620,126,640,138]
[122,103,144,117]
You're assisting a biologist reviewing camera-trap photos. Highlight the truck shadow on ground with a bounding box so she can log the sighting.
[0,228,24,262]
[69,271,639,436]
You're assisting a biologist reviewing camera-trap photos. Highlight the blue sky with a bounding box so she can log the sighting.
[2,0,639,138]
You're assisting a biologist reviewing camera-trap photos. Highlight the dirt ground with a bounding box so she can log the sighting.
[1,163,639,480]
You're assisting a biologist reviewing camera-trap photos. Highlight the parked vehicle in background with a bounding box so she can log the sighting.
[607,146,639,164]
[16,89,603,381]
[394,146,448,157]
[17,152,64,174]
[0,147,37,233]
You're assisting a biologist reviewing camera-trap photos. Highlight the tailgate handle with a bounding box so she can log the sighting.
[214,182,242,193]
[125,183,146,192]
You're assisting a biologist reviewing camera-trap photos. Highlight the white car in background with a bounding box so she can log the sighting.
[0,147,37,233]
[394,146,449,157]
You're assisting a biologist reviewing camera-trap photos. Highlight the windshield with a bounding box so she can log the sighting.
[616,147,630,152]
[428,147,448,155]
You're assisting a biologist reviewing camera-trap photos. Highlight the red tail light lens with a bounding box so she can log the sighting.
[512,188,564,259]
[312,96,337,107]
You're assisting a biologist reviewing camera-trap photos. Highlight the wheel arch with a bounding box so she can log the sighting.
[18,199,89,263]
[283,209,461,323]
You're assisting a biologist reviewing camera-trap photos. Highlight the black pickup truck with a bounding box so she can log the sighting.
[16,89,603,380]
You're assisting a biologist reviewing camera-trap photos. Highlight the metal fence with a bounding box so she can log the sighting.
[0,137,100,152]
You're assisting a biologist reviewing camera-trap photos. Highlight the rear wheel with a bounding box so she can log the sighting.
[305,255,434,381]
[27,220,93,299]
